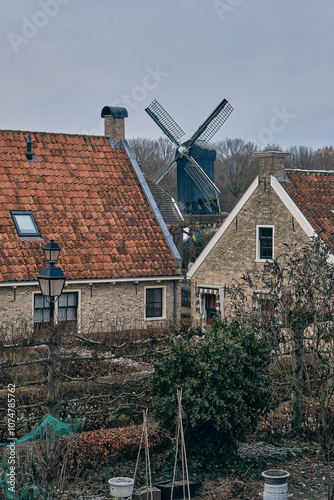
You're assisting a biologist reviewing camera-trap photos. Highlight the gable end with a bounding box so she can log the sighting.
[187,176,259,278]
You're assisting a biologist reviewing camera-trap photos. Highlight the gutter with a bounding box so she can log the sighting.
[0,275,183,289]
[122,139,182,264]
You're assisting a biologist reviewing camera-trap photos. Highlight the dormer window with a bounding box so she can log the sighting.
[11,211,40,237]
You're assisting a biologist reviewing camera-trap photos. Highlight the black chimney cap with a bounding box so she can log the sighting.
[101,106,128,119]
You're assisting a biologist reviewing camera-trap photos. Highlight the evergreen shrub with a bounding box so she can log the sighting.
[151,320,273,461]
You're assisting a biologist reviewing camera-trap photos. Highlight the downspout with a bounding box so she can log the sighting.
[174,279,177,323]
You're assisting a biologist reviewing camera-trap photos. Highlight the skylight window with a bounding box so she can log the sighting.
[11,211,40,237]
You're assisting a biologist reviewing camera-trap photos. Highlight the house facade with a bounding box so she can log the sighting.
[0,107,182,331]
[187,151,334,322]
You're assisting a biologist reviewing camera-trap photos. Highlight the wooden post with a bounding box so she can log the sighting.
[47,300,60,419]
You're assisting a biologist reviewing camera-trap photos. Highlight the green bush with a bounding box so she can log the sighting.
[151,320,273,460]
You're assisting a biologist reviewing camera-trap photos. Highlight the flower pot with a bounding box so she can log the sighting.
[261,470,290,500]
[108,477,134,499]
[155,479,199,500]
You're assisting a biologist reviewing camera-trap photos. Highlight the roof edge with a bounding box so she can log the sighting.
[0,275,183,288]
[121,139,182,264]
[187,176,260,278]
[270,175,315,238]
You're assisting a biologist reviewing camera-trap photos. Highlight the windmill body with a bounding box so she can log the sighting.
[145,98,233,215]
[177,143,217,214]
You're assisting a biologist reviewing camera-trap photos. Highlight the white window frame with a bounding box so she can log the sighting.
[144,285,166,321]
[256,225,274,262]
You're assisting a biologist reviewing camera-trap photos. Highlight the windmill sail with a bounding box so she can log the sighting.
[190,99,234,147]
[145,100,185,146]
[184,153,220,200]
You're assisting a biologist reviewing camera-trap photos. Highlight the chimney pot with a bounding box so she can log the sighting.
[101,106,128,142]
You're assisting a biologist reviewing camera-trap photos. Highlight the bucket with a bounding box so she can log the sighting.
[108,477,134,499]
[262,470,290,499]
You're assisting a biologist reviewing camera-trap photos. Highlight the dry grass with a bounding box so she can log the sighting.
[199,476,261,500]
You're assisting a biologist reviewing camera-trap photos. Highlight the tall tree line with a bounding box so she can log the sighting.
[129,137,334,213]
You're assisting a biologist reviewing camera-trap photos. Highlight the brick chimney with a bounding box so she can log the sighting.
[255,151,289,180]
[101,106,128,142]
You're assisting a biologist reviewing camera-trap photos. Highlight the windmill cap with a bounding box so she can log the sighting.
[101,106,128,119]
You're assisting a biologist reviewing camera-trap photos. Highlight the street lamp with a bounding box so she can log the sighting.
[43,239,61,263]
[37,240,66,325]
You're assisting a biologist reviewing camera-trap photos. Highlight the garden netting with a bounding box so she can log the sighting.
[0,414,83,499]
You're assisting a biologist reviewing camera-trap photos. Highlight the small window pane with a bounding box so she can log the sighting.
[15,215,36,233]
[58,294,68,307]
[58,309,67,321]
[34,310,43,323]
[152,306,162,317]
[43,309,50,323]
[67,293,77,307]
[67,309,76,321]
[34,295,43,308]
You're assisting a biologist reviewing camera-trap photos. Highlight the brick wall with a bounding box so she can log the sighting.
[190,152,310,321]
[104,116,125,143]
[0,279,180,332]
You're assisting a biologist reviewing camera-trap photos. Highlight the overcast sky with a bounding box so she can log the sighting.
[1,0,333,150]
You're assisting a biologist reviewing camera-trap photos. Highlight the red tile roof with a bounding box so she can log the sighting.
[0,130,180,282]
[282,169,334,253]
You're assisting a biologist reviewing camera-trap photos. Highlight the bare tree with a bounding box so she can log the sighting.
[317,146,334,171]
[214,138,259,212]
[285,145,321,170]
[229,238,334,447]
[128,136,177,197]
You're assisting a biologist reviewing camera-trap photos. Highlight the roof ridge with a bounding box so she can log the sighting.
[286,168,334,175]
[0,129,107,139]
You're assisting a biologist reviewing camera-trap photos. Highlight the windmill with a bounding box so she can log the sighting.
[145,98,233,214]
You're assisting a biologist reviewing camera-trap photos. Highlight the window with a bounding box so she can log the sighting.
[34,292,78,329]
[197,286,223,321]
[145,287,165,319]
[34,294,51,327]
[257,226,274,260]
[204,293,217,320]
[58,292,78,326]
[11,211,40,237]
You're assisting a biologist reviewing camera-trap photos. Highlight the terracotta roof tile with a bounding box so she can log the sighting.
[282,170,334,253]
[0,130,179,282]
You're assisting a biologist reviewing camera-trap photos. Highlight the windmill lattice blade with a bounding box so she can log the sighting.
[155,159,177,184]
[184,154,220,204]
[145,100,185,146]
[188,99,233,147]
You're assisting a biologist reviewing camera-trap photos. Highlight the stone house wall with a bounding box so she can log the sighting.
[0,279,180,332]
[189,152,311,322]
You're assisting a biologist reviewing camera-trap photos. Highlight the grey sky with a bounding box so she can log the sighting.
[1,0,333,149]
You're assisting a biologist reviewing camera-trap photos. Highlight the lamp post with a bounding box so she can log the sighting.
[37,240,66,418]
[37,240,66,325]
